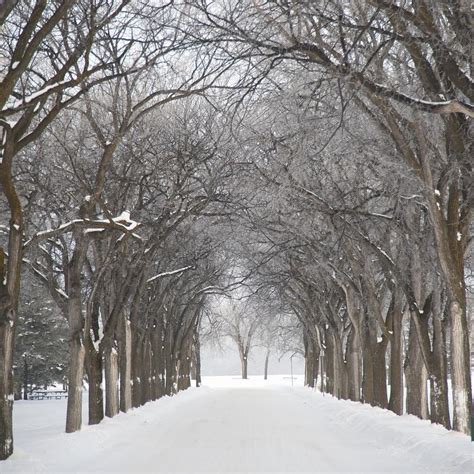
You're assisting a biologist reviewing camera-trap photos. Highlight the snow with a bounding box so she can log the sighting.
[3,80,69,111]
[114,210,130,222]
[55,288,68,299]
[146,265,194,283]
[2,376,472,473]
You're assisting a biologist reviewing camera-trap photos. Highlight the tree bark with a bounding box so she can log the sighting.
[388,305,404,415]
[141,336,152,405]
[373,338,389,409]
[240,351,248,380]
[0,160,23,459]
[264,349,270,380]
[22,358,28,400]
[119,315,132,413]
[361,311,376,406]
[84,336,104,425]
[65,260,86,433]
[405,318,429,419]
[132,331,144,406]
[194,331,202,388]
[346,326,361,401]
[104,346,119,418]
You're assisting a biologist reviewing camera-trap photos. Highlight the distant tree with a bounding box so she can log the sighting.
[218,298,262,379]
[13,277,68,400]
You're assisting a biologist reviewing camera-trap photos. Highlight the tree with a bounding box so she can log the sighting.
[218,297,263,379]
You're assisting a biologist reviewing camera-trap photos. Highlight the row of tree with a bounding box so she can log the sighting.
[196,0,472,435]
[0,1,241,459]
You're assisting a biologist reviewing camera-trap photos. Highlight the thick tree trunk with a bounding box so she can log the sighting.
[240,352,248,380]
[104,347,119,418]
[388,307,403,415]
[141,337,152,405]
[65,232,88,434]
[164,327,174,395]
[304,332,319,388]
[332,332,345,399]
[131,332,144,407]
[66,335,85,433]
[151,328,160,401]
[65,289,86,433]
[325,333,334,395]
[119,315,132,413]
[0,174,23,459]
[84,337,103,425]
[361,315,375,406]
[0,320,14,460]
[319,350,325,393]
[304,332,312,387]
[449,299,470,433]
[344,286,362,402]
[346,327,361,401]
[177,346,192,391]
[373,339,388,409]
[429,297,450,429]
[194,333,202,388]
[405,319,429,419]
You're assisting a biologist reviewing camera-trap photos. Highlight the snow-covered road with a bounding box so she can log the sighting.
[3,376,473,473]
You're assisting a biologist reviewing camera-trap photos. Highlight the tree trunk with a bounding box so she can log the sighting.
[119,315,132,413]
[449,299,471,434]
[240,351,248,380]
[0,310,15,460]
[325,333,334,395]
[304,332,312,386]
[0,172,23,459]
[405,319,429,419]
[346,326,361,401]
[65,293,85,433]
[429,295,450,429]
[22,358,28,400]
[361,313,376,406]
[264,348,270,380]
[65,232,88,434]
[373,338,388,409]
[332,332,345,399]
[388,306,403,415]
[151,327,160,401]
[131,331,144,407]
[194,332,202,388]
[104,347,119,418]
[65,334,85,433]
[141,337,152,405]
[84,336,103,425]
[344,286,362,402]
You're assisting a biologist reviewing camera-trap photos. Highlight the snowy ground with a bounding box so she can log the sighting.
[2,375,473,473]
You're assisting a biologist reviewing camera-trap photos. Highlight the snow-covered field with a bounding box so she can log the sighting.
[2,375,472,473]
